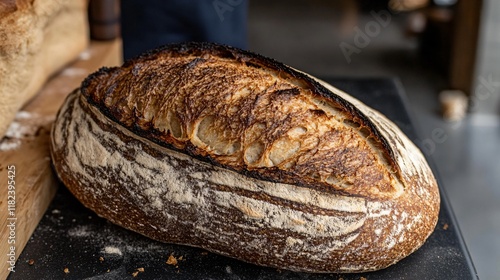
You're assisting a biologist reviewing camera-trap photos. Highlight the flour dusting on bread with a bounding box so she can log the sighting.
[51,43,440,273]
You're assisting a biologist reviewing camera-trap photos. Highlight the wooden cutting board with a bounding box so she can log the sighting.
[0,39,122,280]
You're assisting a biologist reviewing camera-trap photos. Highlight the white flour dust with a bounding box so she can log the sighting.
[103,246,123,256]
[0,111,54,151]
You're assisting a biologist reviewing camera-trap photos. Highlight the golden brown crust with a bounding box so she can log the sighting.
[51,42,440,273]
[0,0,33,18]
[81,42,402,199]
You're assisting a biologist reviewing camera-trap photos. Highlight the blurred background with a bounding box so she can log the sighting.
[107,0,499,278]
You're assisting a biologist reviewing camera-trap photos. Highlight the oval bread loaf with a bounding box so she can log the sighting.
[50,42,440,273]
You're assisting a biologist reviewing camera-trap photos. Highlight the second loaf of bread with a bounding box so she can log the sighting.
[50,42,440,273]
[0,0,88,139]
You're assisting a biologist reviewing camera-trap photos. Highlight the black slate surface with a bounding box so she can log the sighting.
[9,78,478,280]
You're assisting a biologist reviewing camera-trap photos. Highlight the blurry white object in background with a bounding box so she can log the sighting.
[439,90,468,121]
[406,12,427,35]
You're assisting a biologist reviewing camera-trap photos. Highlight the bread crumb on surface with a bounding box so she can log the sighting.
[443,223,449,230]
[200,251,209,256]
[132,267,145,277]
[99,256,104,262]
[28,259,35,265]
[360,277,367,280]
[166,254,178,266]
[64,267,70,274]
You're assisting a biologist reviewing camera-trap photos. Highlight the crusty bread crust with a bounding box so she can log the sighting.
[0,0,88,138]
[51,42,440,273]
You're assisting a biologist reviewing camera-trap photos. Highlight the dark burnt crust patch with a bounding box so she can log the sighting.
[80,42,400,197]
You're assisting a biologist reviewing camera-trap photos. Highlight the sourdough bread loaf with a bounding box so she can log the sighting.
[0,0,88,139]
[50,42,440,273]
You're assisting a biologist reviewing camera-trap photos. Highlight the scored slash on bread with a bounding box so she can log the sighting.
[50,42,440,273]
